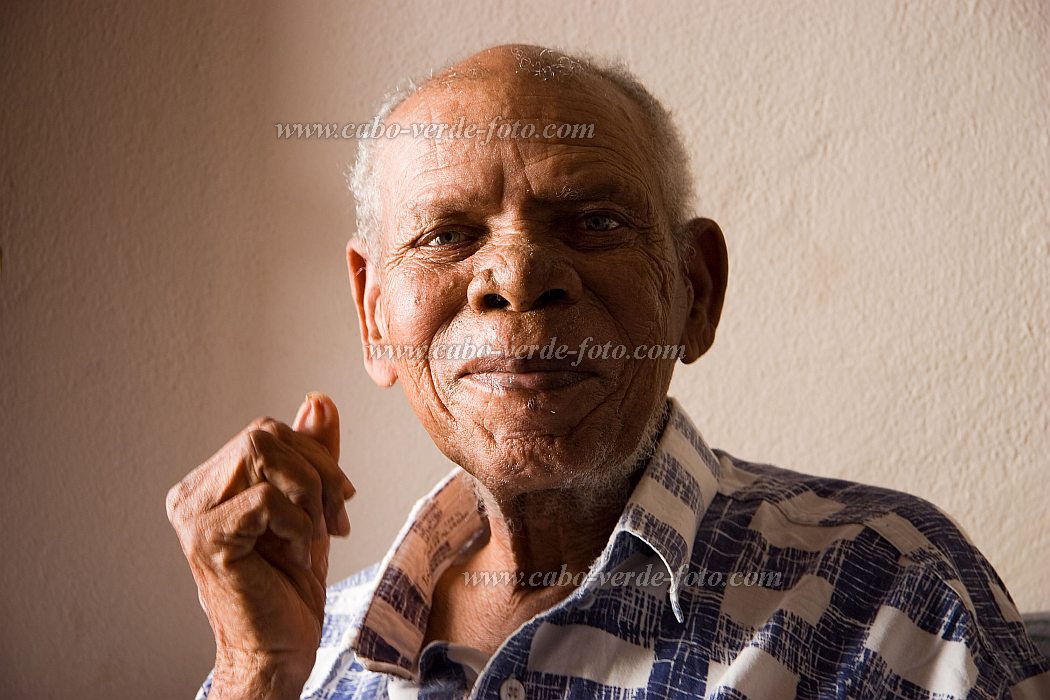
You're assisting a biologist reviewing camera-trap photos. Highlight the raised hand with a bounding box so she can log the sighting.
[166,393,353,699]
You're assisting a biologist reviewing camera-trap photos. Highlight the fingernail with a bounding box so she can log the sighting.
[337,507,350,536]
[303,395,318,424]
[293,395,314,430]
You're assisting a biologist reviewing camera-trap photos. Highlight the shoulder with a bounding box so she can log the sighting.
[714,449,981,569]
[706,451,1050,693]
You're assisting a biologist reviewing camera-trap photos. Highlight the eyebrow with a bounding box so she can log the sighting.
[397,174,652,232]
[537,178,647,206]
[398,193,491,232]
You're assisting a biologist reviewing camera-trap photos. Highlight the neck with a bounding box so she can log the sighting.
[474,481,632,581]
[470,399,670,584]
[422,401,671,654]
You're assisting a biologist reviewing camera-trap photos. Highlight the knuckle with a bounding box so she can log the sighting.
[248,415,283,435]
[245,428,276,450]
[208,546,234,570]
[237,431,258,461]
[182,518,209,556]
[165,481,188,523]
[244,482,270,510]
[287,486,320,511]
[247,414,272,429]
[242,431,275,473]
[189,518,208,546]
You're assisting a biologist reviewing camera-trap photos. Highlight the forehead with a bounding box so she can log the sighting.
[374,72,661,220]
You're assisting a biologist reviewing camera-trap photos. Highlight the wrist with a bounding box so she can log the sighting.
[211,648,313,700]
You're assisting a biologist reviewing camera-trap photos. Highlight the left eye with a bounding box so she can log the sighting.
[581,214,622,232]
[425,230,465,246]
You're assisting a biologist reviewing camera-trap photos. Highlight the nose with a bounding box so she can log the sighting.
[467,238,582,313]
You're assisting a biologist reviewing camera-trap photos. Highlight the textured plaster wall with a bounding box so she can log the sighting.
[1,1,1046,697]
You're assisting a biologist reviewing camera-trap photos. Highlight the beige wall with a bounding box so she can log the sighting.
[1,1,1046,697]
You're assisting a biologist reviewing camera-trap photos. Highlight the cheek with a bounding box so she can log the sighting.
[583,254,679,344]
[380,264,471,402]
[381,264,465,344]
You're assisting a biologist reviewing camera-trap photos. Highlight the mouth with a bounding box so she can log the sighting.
[457,355,598,391]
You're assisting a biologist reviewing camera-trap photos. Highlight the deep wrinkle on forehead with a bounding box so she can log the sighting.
[380,143,662,253]
[375,73,665,243]
[395,157,658,236]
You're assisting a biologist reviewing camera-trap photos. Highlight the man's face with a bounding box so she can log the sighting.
[353,60,707,497]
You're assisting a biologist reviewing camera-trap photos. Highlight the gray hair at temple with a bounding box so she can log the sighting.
[348,45,697,261]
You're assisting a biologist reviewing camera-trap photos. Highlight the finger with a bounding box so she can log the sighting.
[259,414,355,500]
[166,430,258,522]
[244,429,327,540]
[198,482,314,569]
[255,527,331,600]
[249,413,353,537]
[168,410,353,537]
[293,392,340,462]
[309,531,331,589]
[255,528,318,583]
[291,394,354,536]
[258,528,329,623]
[167,423,327,542]
[283,427,357,531]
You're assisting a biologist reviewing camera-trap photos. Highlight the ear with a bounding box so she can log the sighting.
[346,237,398,387]
[678,218,728,363]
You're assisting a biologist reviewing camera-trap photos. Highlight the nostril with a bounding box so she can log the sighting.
[535,288,568,307]
[483,293,509,309]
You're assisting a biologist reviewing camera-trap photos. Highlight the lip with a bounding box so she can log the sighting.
[457,355,598,391]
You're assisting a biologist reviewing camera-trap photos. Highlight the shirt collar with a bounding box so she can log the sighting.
[349,397,722,678]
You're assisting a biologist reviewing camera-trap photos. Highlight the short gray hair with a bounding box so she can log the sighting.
[348,46,696,260]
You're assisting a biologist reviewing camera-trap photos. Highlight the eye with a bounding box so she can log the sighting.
[422,229,466,247]
[581,213,622,232]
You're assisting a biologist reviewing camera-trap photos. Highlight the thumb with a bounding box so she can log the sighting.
[292,392,341,462]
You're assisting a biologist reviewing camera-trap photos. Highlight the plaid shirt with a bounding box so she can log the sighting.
[197,398,1049,699]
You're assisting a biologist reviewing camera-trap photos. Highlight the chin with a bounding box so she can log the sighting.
[447,377,611,439]
[437,405,665,500]
[410,373,672,493]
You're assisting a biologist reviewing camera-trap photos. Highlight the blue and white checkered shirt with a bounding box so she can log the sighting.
[197,398,1049,699]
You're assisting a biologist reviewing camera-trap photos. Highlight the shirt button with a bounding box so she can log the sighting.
[499,676,526,700]
[577,592,596,610]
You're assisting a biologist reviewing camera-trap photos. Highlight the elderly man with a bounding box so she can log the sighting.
[167,45,1049,699]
